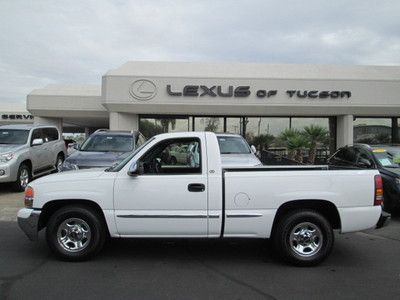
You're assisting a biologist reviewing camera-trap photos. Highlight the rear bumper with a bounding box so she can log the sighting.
[376,211,391,229]
[17,208,41,241]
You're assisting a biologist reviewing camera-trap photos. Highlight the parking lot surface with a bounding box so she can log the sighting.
[1,188,400,300]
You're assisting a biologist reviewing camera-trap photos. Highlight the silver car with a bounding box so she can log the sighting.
[0,124,67,191]
[216,133,262,167]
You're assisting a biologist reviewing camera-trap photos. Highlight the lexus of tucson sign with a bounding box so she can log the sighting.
[166,84,351,99]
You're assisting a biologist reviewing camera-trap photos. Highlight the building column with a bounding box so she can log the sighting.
[336,115,354,148]
[109,112,139,131]
[34,117,63,133]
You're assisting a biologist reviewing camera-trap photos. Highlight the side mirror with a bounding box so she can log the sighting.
[127,162,144,176]
[32,138,44,146]
[251,145,257,154]
[73,143,81,150]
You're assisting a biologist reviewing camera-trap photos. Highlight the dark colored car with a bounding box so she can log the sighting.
[328,144,400,212]
[61,130,146,171]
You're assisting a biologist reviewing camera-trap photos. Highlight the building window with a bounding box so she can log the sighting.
[194,117,224,132]
[139,117,190,138]
[353,118,393,144]
[225,118,241,134]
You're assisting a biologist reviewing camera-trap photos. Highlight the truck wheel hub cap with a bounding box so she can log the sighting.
[289,222,323,257]
[57,218,91,252]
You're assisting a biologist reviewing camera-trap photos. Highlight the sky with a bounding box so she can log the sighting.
[1,0,400,106]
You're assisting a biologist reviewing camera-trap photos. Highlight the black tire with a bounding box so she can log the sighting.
[12,163,31,192]
[54,154,64,173]
[46,205,106,261]
[273,209,334,267]
[170,156,177,165]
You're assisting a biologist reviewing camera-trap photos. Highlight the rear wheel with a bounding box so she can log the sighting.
[46,206,106,261]
[12,164,31,192]
[273,209,334,266]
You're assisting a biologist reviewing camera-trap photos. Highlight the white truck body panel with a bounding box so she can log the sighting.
[25,132,381,239]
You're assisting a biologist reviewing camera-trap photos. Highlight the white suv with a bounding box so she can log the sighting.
[0,124,67,191]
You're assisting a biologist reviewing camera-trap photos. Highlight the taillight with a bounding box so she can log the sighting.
[374,175,384,206]
[24,186,34,208]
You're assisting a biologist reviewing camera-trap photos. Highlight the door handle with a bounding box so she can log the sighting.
[188,183,205,192]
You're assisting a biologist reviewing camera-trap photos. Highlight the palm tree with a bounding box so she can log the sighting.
[160,119,176,133]
[252,134,275,151]
[287,134,308,162]
[303,125,329,164]
[279,129,307,162]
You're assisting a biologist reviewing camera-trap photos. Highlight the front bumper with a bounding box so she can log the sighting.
[376,211,391,229]
[17,208,41,241]
[0,161,18,183]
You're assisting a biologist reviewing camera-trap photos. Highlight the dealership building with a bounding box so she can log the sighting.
[4,61,400,153]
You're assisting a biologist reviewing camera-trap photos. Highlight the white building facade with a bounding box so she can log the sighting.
[25,61,400,152]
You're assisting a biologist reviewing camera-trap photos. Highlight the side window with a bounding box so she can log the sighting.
[139,138,201,175]
[42,128,59,142]
[31,129,42,144]
[342,147,357,164]
[331,147,356,165]
[355,149,374,168]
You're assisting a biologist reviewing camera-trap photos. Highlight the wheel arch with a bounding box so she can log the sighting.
[271,199,341,236]
[19,159,33,177]
[38,199,110,235]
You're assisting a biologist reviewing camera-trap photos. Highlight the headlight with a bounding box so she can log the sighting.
[61,160,79,171]
[24,186,34,208]
[0,152,14,163]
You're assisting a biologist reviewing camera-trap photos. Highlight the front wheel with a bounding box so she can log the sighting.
[273,210,334,266]
[46,206,106,261]
[54,154,64,173]
[12,164,31,192]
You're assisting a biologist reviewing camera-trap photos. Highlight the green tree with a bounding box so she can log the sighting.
[303,125,329,164]
[139,120,164,138]
[252,134,275,150]
[279,129,308,162]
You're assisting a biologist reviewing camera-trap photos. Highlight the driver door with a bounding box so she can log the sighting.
[113,137,208,237]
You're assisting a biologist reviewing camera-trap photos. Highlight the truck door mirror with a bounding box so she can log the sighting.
[127,162,144,176]
[32,138,44,146]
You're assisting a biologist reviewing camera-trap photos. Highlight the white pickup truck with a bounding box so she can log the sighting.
[18,132,389,266]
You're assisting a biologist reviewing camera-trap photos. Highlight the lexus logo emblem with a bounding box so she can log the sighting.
[129,79,157,101]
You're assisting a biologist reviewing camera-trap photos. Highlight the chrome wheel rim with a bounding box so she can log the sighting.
[289,222,323,257]
[20,168,29,188]
[57,218,91,252]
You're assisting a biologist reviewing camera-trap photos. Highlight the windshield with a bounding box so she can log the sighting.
[80,135,134,152]
[217,136,251,154]
[0,129,29,145]
[106,137,155,172]
[373,149,400,168]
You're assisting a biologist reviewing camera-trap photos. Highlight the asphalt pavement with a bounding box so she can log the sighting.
[0,186,400,300]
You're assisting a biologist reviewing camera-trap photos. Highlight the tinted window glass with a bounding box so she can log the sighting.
[332,147,357,164]
[43,128,59,142]
[0,129,29,145]
[31,129,42,143]
[80,135,134,152]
